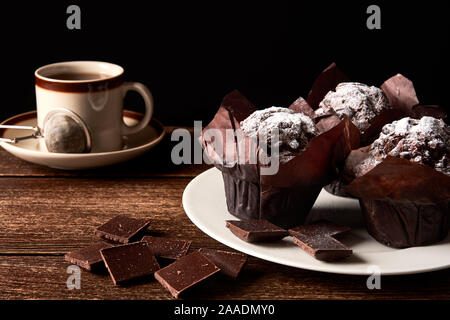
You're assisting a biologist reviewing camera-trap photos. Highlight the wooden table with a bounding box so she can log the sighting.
[1,127,449,300]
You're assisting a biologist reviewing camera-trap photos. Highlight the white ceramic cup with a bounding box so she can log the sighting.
[35,61,154,153]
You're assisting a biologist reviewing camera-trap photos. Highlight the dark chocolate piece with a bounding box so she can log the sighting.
[198,248,247,278]
[64,242,114,271]
[289,221,352,261]
[154,251,220,298]
[226,219,289,242]
[100,241,160,285]
[141,236,192,260]
[94,215,151,243]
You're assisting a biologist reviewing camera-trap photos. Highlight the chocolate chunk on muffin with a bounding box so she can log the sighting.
[316,82,391,134]
[240,106,318,163]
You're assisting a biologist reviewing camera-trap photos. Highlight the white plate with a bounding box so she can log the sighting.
[183,167,450,275]
[0,110,165,170]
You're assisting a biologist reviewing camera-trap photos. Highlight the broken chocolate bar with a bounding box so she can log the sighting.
[94,215,151,243]
[198,248,247,278]
[64,242,114,271]
[154,251,220,298]
[289,220,352,261]
[226,219,289,242]
[142,235,192,260]
[100,241,160,285]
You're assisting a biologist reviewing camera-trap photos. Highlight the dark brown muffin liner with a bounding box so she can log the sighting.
[259,185,322,228]
[360,199,449,248]
[202,90,360,229]
[309,63,447,197]
[221,171,260,220]
[346,156,450,248]
[222,171,322,228]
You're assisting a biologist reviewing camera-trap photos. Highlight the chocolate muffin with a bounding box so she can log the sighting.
[346,116,450,248]
[202,90,359,229]
[315,82,391,134]
[316,82,393,197]
[222,106,321,228]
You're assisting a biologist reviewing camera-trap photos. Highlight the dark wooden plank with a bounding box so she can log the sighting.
[1,133,449,300]
[0,126,211,178]
[0,177,215,254]
[1,176,450,299]
[1,255,450,299]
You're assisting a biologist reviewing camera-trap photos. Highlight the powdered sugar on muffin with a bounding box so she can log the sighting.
[316,82,391,133]
[240,106,318,163]
[367,116,450,175]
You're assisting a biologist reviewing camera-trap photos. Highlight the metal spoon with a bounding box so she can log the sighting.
[0,125,42,143]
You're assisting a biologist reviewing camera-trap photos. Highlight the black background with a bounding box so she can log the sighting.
[0,0,448,125]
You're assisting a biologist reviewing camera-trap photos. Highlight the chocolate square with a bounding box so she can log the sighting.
[198,248,247,278]
[226,219,289,242]
[64,242,114,271]
[289,220,352,261]
[154,251,220,298]
[141,236,191,260]
[100,241,160,285]
[94,215,151,243]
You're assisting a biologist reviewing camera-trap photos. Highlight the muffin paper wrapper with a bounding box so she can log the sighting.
[345,155,450,247]
[202,90,359,228]
[346,156,450,204]
[360,199,449,248]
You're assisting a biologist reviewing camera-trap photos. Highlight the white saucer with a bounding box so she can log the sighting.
[183,168,450,275]
[0,110,165,170]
